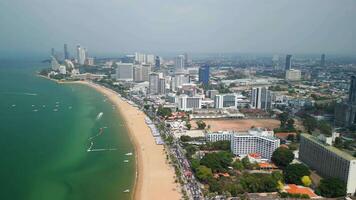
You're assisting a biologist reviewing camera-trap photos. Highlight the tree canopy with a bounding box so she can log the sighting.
[200,152,233,172]
[195,165,213,182]
[284,164,310,184]
[196,120,207,130]
[271,147,295,168]
[317,178,346,198]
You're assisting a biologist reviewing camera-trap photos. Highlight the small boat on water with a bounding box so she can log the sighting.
[123,189,130,193]
[53,109,58,112]
[33,109,38,112]
[125,152,133,156]
[12,104,16,107]
[96,112,103,120]
[123,160,129,163]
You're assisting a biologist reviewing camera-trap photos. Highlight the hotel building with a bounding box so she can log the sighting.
[299,134,356,195]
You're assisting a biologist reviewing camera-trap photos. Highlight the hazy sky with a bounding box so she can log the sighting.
[1,0,356,57]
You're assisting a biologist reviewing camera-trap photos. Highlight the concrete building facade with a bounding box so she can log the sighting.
[299,134,356,195]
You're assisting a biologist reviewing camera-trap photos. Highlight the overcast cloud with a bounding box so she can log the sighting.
[0,0,356,57]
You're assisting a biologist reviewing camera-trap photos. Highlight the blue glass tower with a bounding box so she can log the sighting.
[199,65,210,85]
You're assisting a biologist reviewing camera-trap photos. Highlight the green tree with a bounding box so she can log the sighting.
[240,173,279,193]
[196,165,213,182]
[284,164,310,184]
[190,158,200,171]
[317,178,346,198]
[200,152,233,172]
[271,147,295,168]
[157,106,172,118]
[196,120,206,130]
[287,118,295,131]
[302,114,317,133]
[318,121,332,136]
[186,123,192,130]
[278,112,289,128]
[180,135,192,142]
[232,159,244,171]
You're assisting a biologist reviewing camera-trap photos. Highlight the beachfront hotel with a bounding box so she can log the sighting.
[299,134,356,195]
[206,128,280,160]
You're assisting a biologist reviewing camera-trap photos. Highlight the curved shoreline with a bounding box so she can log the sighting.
[64,80,181,200]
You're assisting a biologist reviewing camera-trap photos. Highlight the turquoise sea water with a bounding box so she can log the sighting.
[0,61,135,200]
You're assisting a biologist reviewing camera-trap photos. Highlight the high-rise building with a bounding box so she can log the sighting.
[207,128,280,160]
[272,55,280,70]
[141,64,151,81]
[175,55,185,72]
[133,66,143,82]
[155,56,160,70]
[51,48,55,57]
[299,134,356,195]
[285,54,292,71]
[146,54,155,64]
[85,57,95,66]
[335,76,356,127]
[251,87,272,110]
[149,73,160,94]
[214,94,238,109]
[321,54,326,68]
[171,74,189,91]
[198,65,210,85]
[285,69,301,81]
[177,95,202,111]
[64,44,69,60]
[159,78,166,95]
[50,56,60,70]
[76,45,86,65]
[116,63,133,81]
[183,52,189,67]
[349,76,356,104]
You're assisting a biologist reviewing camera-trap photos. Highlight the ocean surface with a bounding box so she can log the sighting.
[0,60,135,200]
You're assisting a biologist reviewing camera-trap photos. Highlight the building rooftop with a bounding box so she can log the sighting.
[302,133,355,161]
[285,184,318,198]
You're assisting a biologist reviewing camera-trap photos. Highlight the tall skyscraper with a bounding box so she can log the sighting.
[285,54,292,70]
[198,65,210,85]
[321,54,326,68]
[251,87,272,110]
[155,56,160,70]
[349,76,356,104]
[76,45,86,65]
[272,55,280,70]
[183,52,189,67]
[149,73,160,94]
[51,48,55,57]
[175,55,185,72]
[64,44,69,60]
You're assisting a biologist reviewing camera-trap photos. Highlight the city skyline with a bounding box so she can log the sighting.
[1,0,356,58]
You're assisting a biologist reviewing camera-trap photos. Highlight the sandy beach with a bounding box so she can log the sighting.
[74,81,181,200]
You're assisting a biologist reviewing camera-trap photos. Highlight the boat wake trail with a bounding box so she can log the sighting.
[0,92,38,96]
[87,127,117,152]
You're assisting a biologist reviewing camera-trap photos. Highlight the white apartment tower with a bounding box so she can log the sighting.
[116,63,133,81]
[214,94,238,109]
[177,95,202,111]
[251,87,272,110]
[76,45,86,65]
